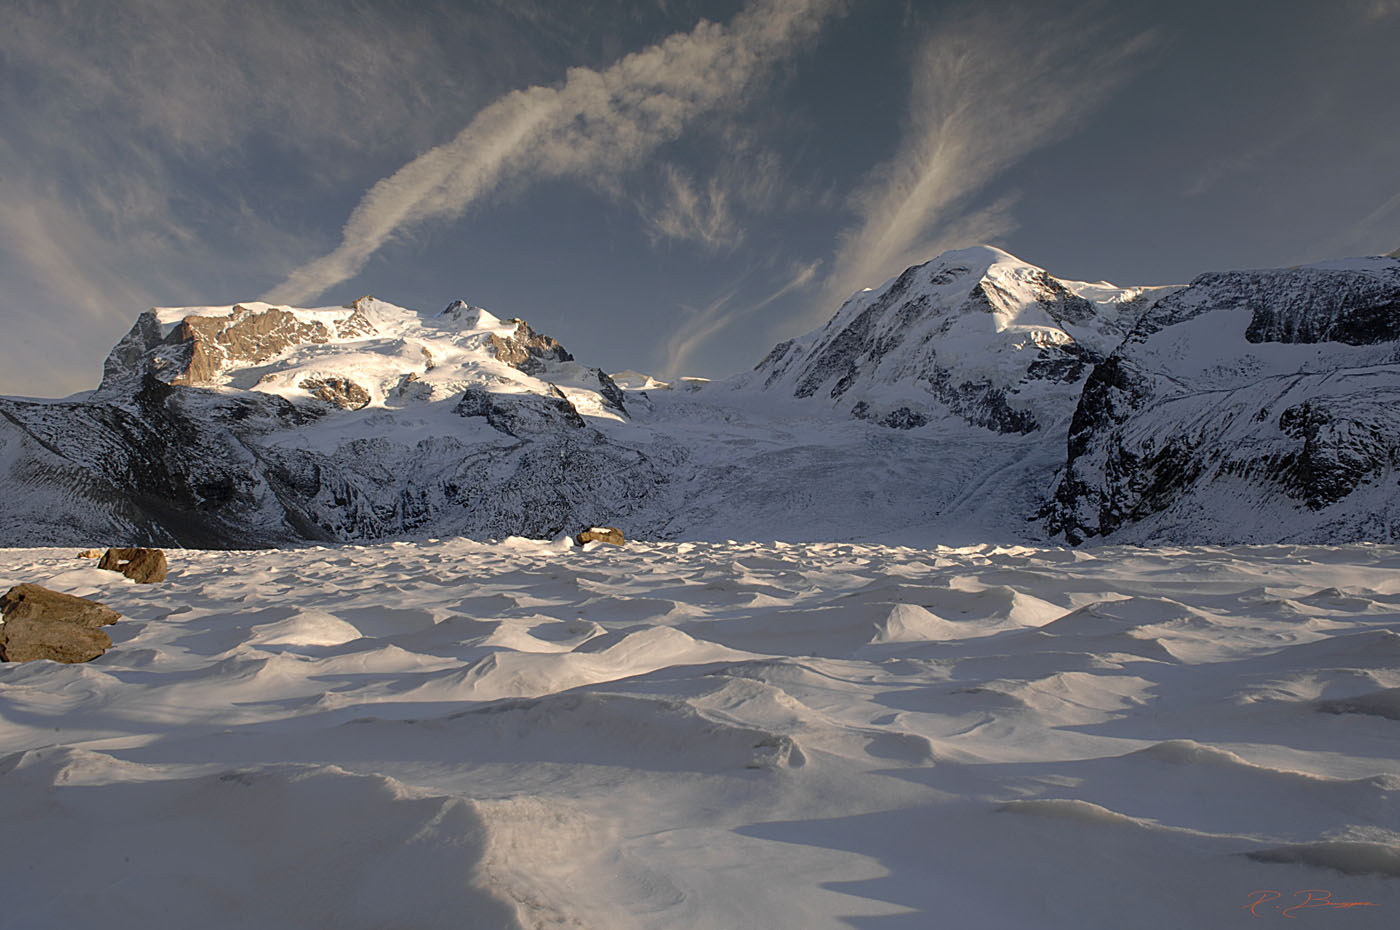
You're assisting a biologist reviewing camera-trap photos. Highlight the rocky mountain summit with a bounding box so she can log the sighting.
[2,248,1399,547]
[1,296,659,546]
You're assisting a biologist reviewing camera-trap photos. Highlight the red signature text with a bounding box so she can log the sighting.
[1245,890,1379,918]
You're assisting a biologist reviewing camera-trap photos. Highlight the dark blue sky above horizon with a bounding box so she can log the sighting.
[2,0,1397,396]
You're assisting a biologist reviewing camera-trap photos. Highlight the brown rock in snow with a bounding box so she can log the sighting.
[0,583,121,627]
[489,319,573,375]
[170,306,332,385]
[300,376,371,410]
[0,615,112,663]
[98,547,169,583]
[575,527,626,547]
[0,584,119,663]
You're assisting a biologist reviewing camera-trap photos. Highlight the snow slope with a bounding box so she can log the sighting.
[2,540,1396,928]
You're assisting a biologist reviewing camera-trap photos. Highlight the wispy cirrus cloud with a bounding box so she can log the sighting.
[1300,187,1400,263]
[641,138,786,253]
[663,258,821,376]
[645,165,743,253]
[819,6,1156,316]
[265,0,843,306]
[0,177,177,395]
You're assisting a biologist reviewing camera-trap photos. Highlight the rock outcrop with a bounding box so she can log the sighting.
[454,384,586,437]
[300,377,371,410]
[100,300,380,393]
[489,319,573,375]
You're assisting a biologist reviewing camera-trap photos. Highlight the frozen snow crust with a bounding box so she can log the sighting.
[2,540,1397,928]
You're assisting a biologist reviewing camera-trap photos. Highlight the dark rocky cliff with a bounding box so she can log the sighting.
[1048,258,1400,544]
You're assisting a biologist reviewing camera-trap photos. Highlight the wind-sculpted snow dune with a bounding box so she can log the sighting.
[1,540,1396,928]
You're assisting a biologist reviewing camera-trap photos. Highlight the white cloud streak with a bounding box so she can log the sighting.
[265,0,841,306]
[663,259,821,376]
[820,8,1154,316]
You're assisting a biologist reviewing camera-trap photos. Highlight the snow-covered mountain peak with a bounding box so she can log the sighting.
[747,245,1170,434]
[910,243,1026,278]
[433,299,503,332]
[94,295,626,429]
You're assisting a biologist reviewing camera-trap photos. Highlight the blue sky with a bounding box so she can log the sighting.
[2,0,1397,397]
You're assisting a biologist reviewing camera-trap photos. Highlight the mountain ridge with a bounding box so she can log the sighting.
[3,247,1399,547]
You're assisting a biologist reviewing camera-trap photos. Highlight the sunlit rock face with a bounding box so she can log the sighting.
[300,376,371,410]
[170,308,333,385]
[100,299,380,392]
[487,318,573,375]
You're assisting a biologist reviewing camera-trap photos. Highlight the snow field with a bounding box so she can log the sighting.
[1,539,1397,928]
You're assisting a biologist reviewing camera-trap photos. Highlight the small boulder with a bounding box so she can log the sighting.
[575,526,626,547]
[77,549,103,559]
[97,547,168,583]
[0,583,121,628]
[0,584,118,663]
